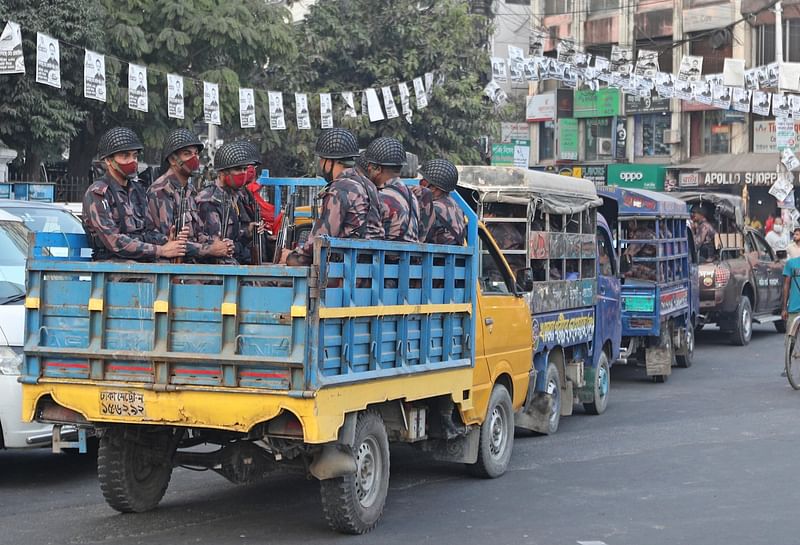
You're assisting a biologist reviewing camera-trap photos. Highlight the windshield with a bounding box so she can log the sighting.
[2,206,85,234]
[0,219,29,287]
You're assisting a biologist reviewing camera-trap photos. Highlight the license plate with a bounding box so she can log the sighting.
[99,390,146,417]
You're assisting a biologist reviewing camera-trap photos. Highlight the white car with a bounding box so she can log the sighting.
[0,200,86,449]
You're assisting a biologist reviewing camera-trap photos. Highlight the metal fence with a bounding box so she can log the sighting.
[8,173,91,203]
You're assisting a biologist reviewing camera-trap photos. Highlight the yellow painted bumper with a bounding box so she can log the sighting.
[22,368,475,444]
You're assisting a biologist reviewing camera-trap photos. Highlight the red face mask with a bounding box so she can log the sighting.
[224,171,249,189]
[181,155,201,174]
[114,160,139,179]
[245,165,257,184]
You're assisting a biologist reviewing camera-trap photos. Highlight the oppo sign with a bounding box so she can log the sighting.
[619,172,644,182]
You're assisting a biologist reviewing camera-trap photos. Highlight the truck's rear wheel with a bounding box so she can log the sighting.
[97,426,175,513]
[583,351,610,415]
[320,411,389,535]
[542,362,562,434]
[730,296,753,346]
[676,324,694,368]
[469,384,514,478]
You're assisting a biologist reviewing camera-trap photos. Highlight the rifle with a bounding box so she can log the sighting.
[251,193,264,265]
[220,193,232,241]
[273,191,299,263]
[171,185,187,264]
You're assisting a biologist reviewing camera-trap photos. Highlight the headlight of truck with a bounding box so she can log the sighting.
[0,346,23,376]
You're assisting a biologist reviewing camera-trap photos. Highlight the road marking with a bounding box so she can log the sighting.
[578,541,608,545]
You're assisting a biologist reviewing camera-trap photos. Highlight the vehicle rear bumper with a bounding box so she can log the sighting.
[0,374,53,448]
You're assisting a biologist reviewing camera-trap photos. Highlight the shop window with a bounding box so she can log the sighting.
[635,114,671,157]
[584,118,613,162]
[756,21,800,65]
[539,121,555,160]
[692,110,732,155]
[544,0,572,15]
[588,0,619,15]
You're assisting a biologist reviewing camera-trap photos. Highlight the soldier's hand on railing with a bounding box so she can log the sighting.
[159,238,187,259]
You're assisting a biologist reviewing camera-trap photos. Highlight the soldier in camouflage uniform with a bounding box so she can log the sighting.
[196,141,260,264]
[364,137,419,242]
[146,128,233,262]
[415,159,465,245]
[285,129,384,266]
[82,127,187,261]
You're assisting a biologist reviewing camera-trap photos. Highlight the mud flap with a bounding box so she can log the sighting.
[560,381,574,416]
[421,427,480,464]
[645,327,673,377]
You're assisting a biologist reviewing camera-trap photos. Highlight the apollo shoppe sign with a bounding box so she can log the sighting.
[606,164,666,191]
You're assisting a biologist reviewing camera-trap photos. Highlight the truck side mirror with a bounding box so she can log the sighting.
[515,268,534,293]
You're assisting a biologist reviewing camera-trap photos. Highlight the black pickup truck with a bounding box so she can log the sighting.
[676,192,785,346]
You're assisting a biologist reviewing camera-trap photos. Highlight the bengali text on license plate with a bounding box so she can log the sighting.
[99,390,146,417]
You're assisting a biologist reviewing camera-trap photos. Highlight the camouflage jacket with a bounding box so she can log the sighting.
[429,194,466,245]
[196,183,253,264]
[410,185,435,242]
[295,169,385,258]
[145,172,209,258]
[379,177,419,242]
[82,174,160,260]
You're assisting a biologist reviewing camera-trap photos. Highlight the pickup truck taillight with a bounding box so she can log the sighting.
[714,265,731,287]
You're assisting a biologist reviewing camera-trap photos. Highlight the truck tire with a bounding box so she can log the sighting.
[542,362,562,434]
[469,384,514,478]
[676,324,694,368]
[320,411,389,535]
[730,296,753,346]
[583,351,610,415]
[97,426,175,513]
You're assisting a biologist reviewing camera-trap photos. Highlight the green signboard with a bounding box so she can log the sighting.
[491,143,515,167]
[573,88,621,118]
[607,163,666,191]
[558,119,579,161]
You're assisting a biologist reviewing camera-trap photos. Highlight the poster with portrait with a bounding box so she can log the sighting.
[711,84,732,110]
[295,93,311,129]
[483,80,507,107]
[674,78,693,101]
[744,68,760,91]
[508,45,525,82]
[413,77,428,109]
[382,86,400,119]
[655,72,674,98]
[790,95,800,119]
[424,72,434,100]
[320,92,333,129]
[203,81,220,125]
[35,33,60,88]
[635,49,658,78]
[731,88,752,113]
[268,91,285,130]
[530,29,546,58]
[0,21,24,74]
[692,81,712,105]
[128,64,148,112]
[239,88,256,129]
[610,45,633,75]
[678,55,703,82]
[751,90,771,116]
[398,83,412,124]
[556,40,576,65]
[167,74,184,120]
[766,62,780,88]
[595,56,611,82]
[491,57,507,83]
[523,57,539,81]
[341,91,357,118]
[83,50,106,102]
[773,93,791,118]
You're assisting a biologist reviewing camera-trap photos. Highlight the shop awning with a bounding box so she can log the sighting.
[674,153,781,174]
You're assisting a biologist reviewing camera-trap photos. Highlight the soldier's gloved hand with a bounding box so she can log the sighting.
[159,239,187,259]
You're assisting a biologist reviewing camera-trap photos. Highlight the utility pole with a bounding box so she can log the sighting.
[776,0,783,65]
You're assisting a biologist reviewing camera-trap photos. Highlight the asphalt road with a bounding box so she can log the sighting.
[1,324,795,545]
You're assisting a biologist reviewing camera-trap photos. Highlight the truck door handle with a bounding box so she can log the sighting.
[484,317,494,326]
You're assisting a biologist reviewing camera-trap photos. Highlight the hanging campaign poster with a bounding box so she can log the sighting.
[35,33,60,88]
[239,88,256,129]
[268,91,285,130]
[413,77,428,109]
[167,74,184,120]
[678,55,703,82]
[83,50,106,102]
[0,21,24,74]
[398,82,412,123]
[342,91,357,118]
[382,86,400,119]
[203,81,220,125]
[128,63,148,112]
[295,93,311,129]
[320,92,333,129]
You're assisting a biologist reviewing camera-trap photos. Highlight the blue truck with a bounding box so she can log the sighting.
[598,186,699,382]
[20,185,538,534]
[457,166,621,433]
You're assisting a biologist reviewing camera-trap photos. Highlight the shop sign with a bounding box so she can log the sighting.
[615,117,627,161]
[558,118,579,161]
[683,4,735,32]
[550,164,607,186]
[574,88,621,118]
[513,139,531,169]
[500,122,529,143]
[679,172,700,187]
[526,93,555,122]
[699,171,787,187]
[776,117,797,150]
[491,143,515,167]
[754,120,800,154]
[624,94,671,114]
[607,163,666,190]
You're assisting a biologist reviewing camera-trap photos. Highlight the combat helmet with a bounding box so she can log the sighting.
[365,137,407,167]
[97,127,144,160]
[161,128,204,165]
[419,159,459,193]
